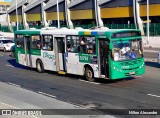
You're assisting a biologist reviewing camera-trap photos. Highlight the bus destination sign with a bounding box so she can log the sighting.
[112,31,141,38]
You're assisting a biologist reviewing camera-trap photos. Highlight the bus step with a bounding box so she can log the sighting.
[58,71,66,75]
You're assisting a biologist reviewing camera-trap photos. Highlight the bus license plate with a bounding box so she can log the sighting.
[130,72,135,75]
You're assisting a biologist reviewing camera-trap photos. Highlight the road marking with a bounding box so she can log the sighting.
[145,58,157,62]
[147,94,160,98]
[0,101,18,109]
[79,79,100,85]
[135,76,143,78]
[7,82,21,88]
[5,64,14,68]
[38,91,56,98]
[0,101,38,118]
[0,54,3,56]
[144,50,159,53]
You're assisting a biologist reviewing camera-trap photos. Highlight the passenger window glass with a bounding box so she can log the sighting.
[31,35,41,49]
[80,36,96,54]
[16,35,24,48]
[42,35,53,51]
[66,36,79,53]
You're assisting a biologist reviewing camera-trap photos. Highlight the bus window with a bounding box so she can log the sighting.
[31,35,41,49]
[79,36,96,54]
[16,35,24,48]
[42,35,53,51]
[79,36,86,53]
[86,36,96,54]
[66,35,79,53]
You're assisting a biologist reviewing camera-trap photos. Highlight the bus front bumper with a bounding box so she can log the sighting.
[110,66,145,80]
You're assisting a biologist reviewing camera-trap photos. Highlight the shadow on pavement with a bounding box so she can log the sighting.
[96,77,136,85]
[7,59,32,70]
[54,72,136,84]
[145,61,160,68]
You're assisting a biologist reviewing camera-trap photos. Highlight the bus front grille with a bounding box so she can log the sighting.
[120,60,141,66]
[122,67,139,71]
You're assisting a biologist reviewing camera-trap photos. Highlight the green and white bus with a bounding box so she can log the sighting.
[14,27,145,81]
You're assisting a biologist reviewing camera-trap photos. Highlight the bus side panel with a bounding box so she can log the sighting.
[66,53,100,77]
[31,55,39,68]
[41,50,57,71]
[66,53,84,75]
[15,48,26,66]
[89,64,99,78]
[17,52,25,66]
[30,50,41,68]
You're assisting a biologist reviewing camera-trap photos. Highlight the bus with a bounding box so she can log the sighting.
[14,27,145,81]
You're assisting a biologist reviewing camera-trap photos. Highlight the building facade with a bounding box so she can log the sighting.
[0,0,11,25]
[6,0,160,35]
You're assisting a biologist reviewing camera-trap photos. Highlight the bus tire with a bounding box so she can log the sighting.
[85,67,95,82]
[36,60,44,73]
[11,52,14,58]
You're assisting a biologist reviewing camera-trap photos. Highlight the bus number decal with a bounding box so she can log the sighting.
[79,56,88,61]
[79,54,90,63]
[43,52,55,61]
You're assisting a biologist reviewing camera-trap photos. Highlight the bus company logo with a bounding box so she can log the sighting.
[43,52,55,61]
[122,66,129,69]
[2,110,11,115]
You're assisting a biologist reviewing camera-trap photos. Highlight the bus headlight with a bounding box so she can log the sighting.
[139,63,144,68]
[112,66,122,72]
[113,66,116,70]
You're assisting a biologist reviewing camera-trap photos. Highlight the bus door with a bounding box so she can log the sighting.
[55,37,66,73]
[99,40,109,78]
[24,36,32,67]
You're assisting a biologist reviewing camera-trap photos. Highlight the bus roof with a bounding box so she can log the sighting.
[14,29,41,35]
[14,28,141,37]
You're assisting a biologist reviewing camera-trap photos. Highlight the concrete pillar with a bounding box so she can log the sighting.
[22,5,29,29]
[95,0,104,26]
[133,0,144,35]
[7,13,13,32]
[41,2,49,27]
[65,0,73,29]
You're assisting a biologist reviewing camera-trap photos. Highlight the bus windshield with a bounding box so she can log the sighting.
[112,39,143,61]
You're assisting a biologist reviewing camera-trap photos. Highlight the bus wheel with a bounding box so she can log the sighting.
[36,60,44,73]
[85,67,95,82]
[11,52,14,58]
